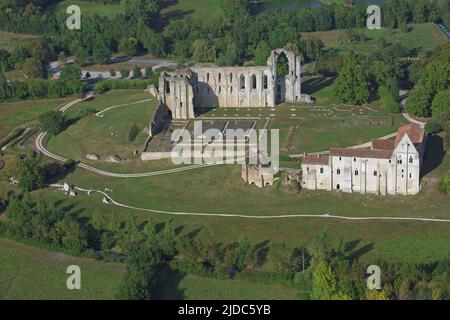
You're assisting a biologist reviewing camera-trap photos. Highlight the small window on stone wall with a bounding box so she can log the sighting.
[409,157,413,163]
[219,73,222,82]
[207,73,210,82]
[320,168,324,174]
[263,75,268,89]
[230,73,233,82]
[240,75,245,90]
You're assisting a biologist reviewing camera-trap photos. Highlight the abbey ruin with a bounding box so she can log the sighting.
[156,49,302,119]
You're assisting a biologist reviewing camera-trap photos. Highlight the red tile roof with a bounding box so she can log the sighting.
[372,139,395,150]
[394,124,424,147]
[330,148,393,159]
[302,154,329,165]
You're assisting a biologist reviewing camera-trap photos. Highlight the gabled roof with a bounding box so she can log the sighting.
[394,124,424,147]
[330,148,393,159]
[302,154,329,165]
[372,139,395,151]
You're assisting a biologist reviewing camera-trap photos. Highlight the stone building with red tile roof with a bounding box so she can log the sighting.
[301,124,426,195]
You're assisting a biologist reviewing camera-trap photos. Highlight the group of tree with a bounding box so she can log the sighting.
[407,45,450,118]
[2,194,87,254]
[0,69,86,102]
[0,0,448,70]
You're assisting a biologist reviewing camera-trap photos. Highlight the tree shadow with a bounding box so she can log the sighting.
[347,243,374,262]
[302,77,334,95]
[421,134,446,178]
[154,264,186,300]
[185,227,203,239]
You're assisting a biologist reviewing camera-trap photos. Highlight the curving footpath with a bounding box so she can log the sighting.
[47,183,450,223]
[35,98,449,222]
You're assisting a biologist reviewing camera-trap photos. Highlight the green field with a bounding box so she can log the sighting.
[52,0,125,17]
[170,275,300,300]
[48,91,154,163]
[302,23,448,56]
[0,98,69,140]
[0,237,303,300]
[0,238,124,299]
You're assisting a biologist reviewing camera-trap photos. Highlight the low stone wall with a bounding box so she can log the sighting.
[141,152,173,161]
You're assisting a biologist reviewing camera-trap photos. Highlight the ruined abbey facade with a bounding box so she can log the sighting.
[157,49,302,119]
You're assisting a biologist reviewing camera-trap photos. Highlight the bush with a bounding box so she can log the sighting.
[60,64,81,81]
[425,121,443,135]
[438,171,450,194]
[120,69,130,79]
[94,80,153,93]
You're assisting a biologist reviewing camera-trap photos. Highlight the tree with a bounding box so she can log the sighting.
[425,121,443,134]
[407,85,433,117]
[0,68,10,101]
[431,89,450,122]
[311,261,337,300]
[334,54,370,105]
[379,85,401,113]
[131,66,142,79]
[221,0,251,19]
[52,217,87,254]
[253,41,270,66]
[23,57,45,79]
[236,233,251,270]
[60,64,81,81]
[192,39,214,62]
[116,245,161,300]
[92,36,111,65]
[18,157,44,192]
[118,37,139,56]
[74,46,89,66]
[39,111,65,135]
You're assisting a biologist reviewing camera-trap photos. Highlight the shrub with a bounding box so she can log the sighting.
[120,69,130,79]
[438,171,450,194]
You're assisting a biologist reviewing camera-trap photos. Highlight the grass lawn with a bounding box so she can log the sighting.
[302,23,448,56]
[161,0,222,20]
[172,275,300,300]
[51,0,125,17]
[0,238,124,299]
[0,98,69,140]
[47,90,155,164]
